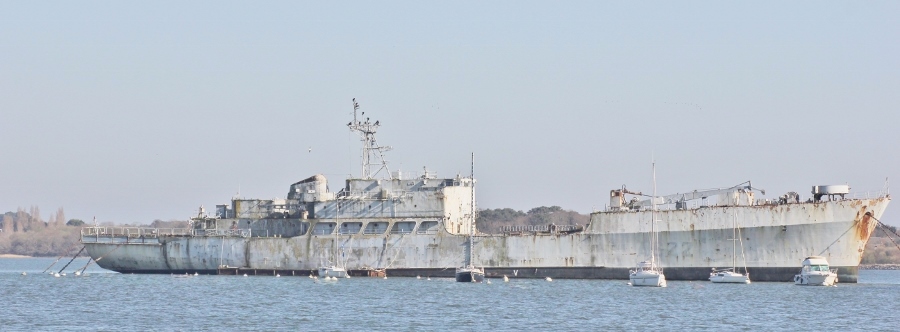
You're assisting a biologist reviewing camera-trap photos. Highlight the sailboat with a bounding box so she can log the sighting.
[318,202,348,279]
[455,153,485,283]
[709,211,750,284]
[629,161,666,287]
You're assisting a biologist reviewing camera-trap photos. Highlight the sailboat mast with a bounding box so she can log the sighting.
[732,210,737,270]
[468,152,476,267]
[651,160,657,266]
[336,200,340,267]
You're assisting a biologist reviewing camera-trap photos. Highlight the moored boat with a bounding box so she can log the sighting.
[709,212,751,284]
[793,256,838,286]
[629,161,666,288]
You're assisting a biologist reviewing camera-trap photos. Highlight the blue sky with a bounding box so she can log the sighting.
[2,1,898,225]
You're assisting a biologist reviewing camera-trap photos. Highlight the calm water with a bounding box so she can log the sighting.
[2,257,899,331]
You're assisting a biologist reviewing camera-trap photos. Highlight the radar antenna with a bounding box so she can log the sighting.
[348,98,393,179]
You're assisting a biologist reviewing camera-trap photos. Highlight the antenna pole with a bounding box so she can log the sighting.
[348,98,393,179]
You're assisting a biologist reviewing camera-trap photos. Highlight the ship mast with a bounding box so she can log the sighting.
[348,98,393,179]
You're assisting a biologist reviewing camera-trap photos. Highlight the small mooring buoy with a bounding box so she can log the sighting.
[545,277,552,282]
[503,275,509,282]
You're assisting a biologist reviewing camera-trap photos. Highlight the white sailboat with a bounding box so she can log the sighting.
[455,153,485,283]
[629,161,666,287]
[319,201,347,279]
[709,211,751,284]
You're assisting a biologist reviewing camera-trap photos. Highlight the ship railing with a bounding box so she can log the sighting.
[751,190,890,206]
[364,228,387,235]
[840,190,890,200]
[337,190,416,200]
[81,227,193,243]
[499,225,582,234]
[313,229,335,235]
[81,226,251,243]
[192,229,251,237]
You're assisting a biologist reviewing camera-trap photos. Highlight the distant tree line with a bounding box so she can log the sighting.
[476,206,590,234]
[0,207,82,257]
[0,206,186,257]
[864,223,900,264]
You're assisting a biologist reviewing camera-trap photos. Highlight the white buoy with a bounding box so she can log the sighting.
[74,271,81,276]
[194,272,199,276]
[345,275,350,279]
[427,277,431,280]
[383,276,387,279]
[417,275,421,279]
[54,273,60,278]
[545,277,552,282]
[503,275,509,282]
[243,274,248,277]
[276,274,281,277]
[21,272,27,276]
[308,274,314,278]
[626,282,632,286]
[486,280,492,284]
[61,273,66,277]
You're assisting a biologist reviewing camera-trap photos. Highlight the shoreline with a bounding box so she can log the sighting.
[0,254,32,258]
[859,264,900,270]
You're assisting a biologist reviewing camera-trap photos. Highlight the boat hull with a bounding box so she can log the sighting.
[630,271,666,287]
[318,267,347,278]
[709,271,751,284]
[455,270,485,283]
[794,273,837,286]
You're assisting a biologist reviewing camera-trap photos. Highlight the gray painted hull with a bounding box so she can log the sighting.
[83,197,889,282]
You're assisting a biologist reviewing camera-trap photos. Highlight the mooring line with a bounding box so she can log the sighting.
[40,242,81,273]
[57,246,86,274]
[874,219,900,253]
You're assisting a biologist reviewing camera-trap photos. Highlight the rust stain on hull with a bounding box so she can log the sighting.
[854,206,871,241]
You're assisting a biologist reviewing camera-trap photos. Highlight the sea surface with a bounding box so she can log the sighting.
[2,257,899,331]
